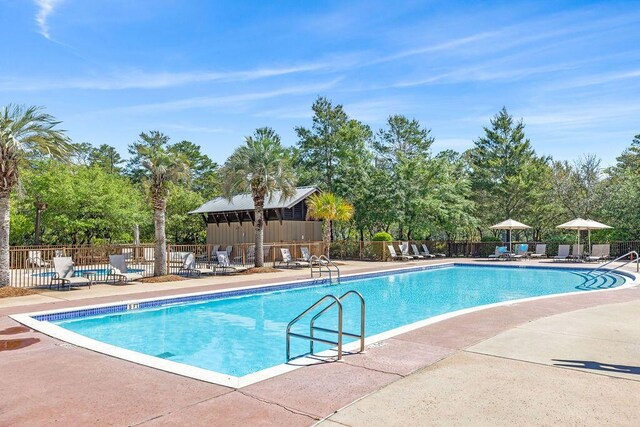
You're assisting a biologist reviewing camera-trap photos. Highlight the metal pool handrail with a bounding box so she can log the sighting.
[310,290,365,355]
[286,294,343,361]
[309,255,341,283]
[588,250,639,278]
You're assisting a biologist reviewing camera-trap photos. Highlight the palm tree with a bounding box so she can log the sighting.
[132,131,189,276]
[221,127,296,267]
[0,105,72,285]
[306,192,354,258]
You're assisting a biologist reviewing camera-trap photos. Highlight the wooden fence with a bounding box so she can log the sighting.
[8,239,639,288]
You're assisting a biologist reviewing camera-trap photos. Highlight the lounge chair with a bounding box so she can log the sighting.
[586,244,610,262]
[26,250,50,267]
[510,244,529,260]
[488,246,508,260]
[410,244,425,259]
[50,257,93,290]
[387,245,411,261]
[233,245,255,265]
[107,255,143,284]
[180,253,214,277]
[553,245,570,262]
[278,248,305,268]
[399,243,421,259]
[571,244,584,261]
[225,246,233,258]
[529,244,547,258]
[216,252,245,274]
[422,244,446,257]
[418,244,436,258]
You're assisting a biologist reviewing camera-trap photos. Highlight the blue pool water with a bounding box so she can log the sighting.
[52,265,626,377]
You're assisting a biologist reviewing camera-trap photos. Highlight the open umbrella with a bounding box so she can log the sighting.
[490,219,531,252]
[556,218,612,251]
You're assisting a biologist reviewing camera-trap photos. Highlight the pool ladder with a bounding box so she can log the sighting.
[588,250,639,279]
[309,255,341,284]
[286,290,365,362]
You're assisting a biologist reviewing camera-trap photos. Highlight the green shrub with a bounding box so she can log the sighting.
[372,232,393,242]
[372,232,393,260]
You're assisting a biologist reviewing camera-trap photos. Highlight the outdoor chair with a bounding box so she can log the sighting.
[553,245,571,262]
[399,243,419,259]
[488,246,508,260]
[387,245,410,261]
[510,244,529,260]
[422,244,446,257]
[50,257,94,290]
[216,252,246,274]
[571,244,584,261]
[107,255,143,284]
[179,252,214,277]
[277,248,305,268]
[26,250,50,268]
[419,244,436,258]
[411,244,425,259]
[233,245,255,265]
[529,244,547,258]
[586,244,610,262]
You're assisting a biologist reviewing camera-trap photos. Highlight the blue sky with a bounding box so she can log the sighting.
[1,0,639,166]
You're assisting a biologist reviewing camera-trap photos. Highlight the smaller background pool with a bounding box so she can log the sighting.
[33,268,145,278]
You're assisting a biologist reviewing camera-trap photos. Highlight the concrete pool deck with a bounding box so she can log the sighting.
[1,258,639,425]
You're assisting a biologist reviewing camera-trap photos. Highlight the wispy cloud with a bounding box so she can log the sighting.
[34,0,62,40]
[0,62,337,91]
[102,79,341,114]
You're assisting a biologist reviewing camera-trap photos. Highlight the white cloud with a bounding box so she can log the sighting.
[101,79,341,114]
[35,0,62,40]
[0,60,343,91]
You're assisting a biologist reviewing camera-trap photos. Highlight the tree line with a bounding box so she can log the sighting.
[5,98,640,249]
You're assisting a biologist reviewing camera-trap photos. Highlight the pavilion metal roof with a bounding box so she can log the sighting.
[189,186,319,214]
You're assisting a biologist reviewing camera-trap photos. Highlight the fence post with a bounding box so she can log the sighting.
[166,244,171,276]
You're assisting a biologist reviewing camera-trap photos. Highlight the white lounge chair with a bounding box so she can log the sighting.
[529,244,547,258]
[180,253,214,277]
[399,243,420,259]
[422,244,445,257]
[278,248,304,268]
[216,252,246,274]
[27,250,50,267]
[586,244,610,262]
[411,244,426,259]
[554,245,571,262]
[488,246,508,260]
[387,245,410,261]
[107,255,143,283]
[233,245,255,265]
[510,244,529,260]
[571,244,584,261]
[50,257,93,290]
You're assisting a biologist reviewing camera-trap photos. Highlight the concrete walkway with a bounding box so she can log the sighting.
[320,299,640,426]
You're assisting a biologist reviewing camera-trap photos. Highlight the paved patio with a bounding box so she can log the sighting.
[1,258,639,426]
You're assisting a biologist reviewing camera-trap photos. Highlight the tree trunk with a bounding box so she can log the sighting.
[153,197,167,276]
[254,196,265,268]
[323,218,331,258]
[0,194,10,286]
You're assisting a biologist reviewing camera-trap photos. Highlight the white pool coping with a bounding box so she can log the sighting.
[11,262,639,389]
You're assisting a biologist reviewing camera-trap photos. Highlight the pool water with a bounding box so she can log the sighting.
[53,265,625,377]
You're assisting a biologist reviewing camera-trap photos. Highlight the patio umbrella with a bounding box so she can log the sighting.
[490,219,531,251]
[556,218,612,250]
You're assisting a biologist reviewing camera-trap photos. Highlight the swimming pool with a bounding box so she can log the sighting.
[16,263,631,385]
